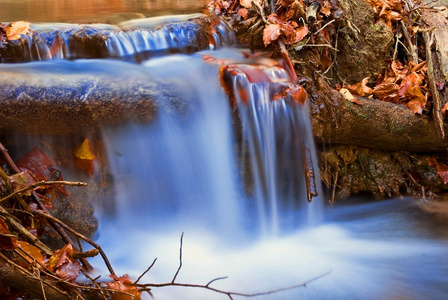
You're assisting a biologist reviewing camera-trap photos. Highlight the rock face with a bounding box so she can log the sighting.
[0,59,186,135]
[0,15,234,63]
[336,0,394,83]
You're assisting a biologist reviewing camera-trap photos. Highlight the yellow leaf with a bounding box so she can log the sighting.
[74,139,95,160]
[17,241,45,265]
[340,88,363,105]
[74,139,96,177]
[6,21,30,41]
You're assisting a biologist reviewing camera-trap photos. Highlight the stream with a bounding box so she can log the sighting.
[2,2,448,299]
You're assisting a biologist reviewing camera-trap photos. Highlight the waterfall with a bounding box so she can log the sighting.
[3,14,448,300]
[99,48,321,238]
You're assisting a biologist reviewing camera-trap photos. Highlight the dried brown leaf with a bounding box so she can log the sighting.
[345,77,373,97]
[6,21,30,41]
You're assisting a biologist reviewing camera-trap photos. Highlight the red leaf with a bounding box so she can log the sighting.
[0,218,16,250]
[442,103,448,116]
[108,274,141,300]
[405,98,425,114]
[263,24,282,46]
[293,26,309,44]
[273,85,307,104]
[16,147,55,182]
[16,241,45,268]
[237,8,249,19]
[373,82,399,100]
[47,244,80,282]
[427,158,448,185]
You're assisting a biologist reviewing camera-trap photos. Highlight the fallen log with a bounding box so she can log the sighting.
[308,76,448,152]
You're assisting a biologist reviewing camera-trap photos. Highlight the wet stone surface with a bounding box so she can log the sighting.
[0,16,233,63]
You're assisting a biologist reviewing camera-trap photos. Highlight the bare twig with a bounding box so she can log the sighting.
[135,258,158,284]
[138,272,330,299]
[314,19,336,36]
[0,143,21,174]
[0,180,87,203]
[172,232,184,283]
[206,276,228,287]
[400,20,418,63]
[303,43,339,51]
[330,170,339,204]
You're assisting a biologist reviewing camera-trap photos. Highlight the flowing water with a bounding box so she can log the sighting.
[2,7,448,300]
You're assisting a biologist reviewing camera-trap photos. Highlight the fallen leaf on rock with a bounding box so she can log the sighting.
[345,77,373,97]
[263,24,282,46]
[294,25,309,44]
[6,21,30,41]
[339,88,363,105]
[237,7,249,19]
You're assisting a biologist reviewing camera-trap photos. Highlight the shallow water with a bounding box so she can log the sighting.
[0,0,209,23]
[92,198,448,300]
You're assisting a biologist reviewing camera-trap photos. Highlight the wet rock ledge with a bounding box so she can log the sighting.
[0,14,233,63]
[0,60,180,135]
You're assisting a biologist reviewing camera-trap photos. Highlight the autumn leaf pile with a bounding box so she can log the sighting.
[342,60,429,114]
[208,0,342,48]
[0,143,139,299]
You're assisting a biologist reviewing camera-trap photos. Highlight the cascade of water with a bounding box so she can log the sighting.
[98,49,321,239]
[12,15,235,62]
[229,64,322,235]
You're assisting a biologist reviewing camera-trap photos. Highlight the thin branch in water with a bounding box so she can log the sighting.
[172,232,184,283]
